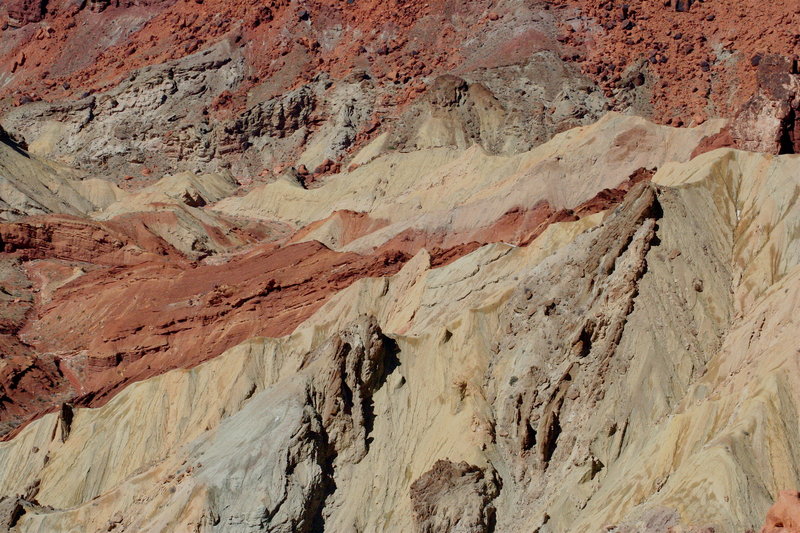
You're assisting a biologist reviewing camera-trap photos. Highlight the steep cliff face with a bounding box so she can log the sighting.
[0,1,798,532]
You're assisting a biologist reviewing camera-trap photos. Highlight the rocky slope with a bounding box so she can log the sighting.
[1,0,798,181]
[1,112,799,532]
[0,1,799,532]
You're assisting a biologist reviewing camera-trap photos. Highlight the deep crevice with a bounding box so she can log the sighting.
[309,425,337,533]
[575,323,594,358]
[363,336,401,449]
[8,501,25,528]
[541,412,561,464]
[522,420,537,451]
[58,403,73,443]
[778,107,798,154]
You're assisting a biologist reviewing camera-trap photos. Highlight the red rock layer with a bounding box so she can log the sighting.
[0,216,469,439]
[24,240,410,399]
[1,214,181,264]
[0,169,646,438]
[0,256,74,436]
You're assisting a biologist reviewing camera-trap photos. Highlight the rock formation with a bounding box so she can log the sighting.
[761,492,800,533]
[0,1,798,532]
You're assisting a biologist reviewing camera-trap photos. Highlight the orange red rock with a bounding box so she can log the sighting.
[2,0,796,134]
[762,492,800,533]
[560,0,799,129]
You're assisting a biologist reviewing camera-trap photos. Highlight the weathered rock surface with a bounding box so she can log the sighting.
[729,55,800,155]
[410,460,499,533]
[0,1,799,524]
[1,0,796,180]
[0,111,797,532]
[3,113,710,438]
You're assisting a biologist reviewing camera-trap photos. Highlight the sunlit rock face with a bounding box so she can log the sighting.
[0,1,799,531]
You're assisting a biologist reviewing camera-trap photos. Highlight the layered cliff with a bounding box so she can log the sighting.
[0,112,798,531]
[1,1,799,532]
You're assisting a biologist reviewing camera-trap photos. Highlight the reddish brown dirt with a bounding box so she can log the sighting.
[0,255,74,436]
[0,0,490,112]
[1,214,183,264]
[690,127,736,159]
[0,209,286,435]
[23,241,410,399]
[3,0,797,126]
[761,491,800,533]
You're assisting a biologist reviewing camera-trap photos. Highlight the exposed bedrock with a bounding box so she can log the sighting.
[0,0,794,181]
[0,74,797,532]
